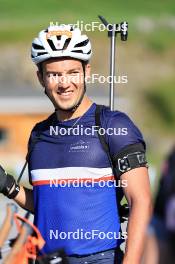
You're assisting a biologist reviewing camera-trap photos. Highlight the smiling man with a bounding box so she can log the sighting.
[0,24,152,264]
[38,57,91,116]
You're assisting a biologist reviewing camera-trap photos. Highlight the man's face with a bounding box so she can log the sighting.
[37,58,90,111]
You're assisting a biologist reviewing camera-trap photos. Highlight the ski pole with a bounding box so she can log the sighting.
[98,16,128,110]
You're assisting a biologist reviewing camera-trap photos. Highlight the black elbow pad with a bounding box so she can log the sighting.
[112,143,148,178]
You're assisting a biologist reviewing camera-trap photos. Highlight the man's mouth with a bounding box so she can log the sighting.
[57,90,74,97]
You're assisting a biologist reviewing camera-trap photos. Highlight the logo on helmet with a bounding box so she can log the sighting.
[46,30,72,39]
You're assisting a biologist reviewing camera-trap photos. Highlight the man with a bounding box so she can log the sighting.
[0,24,152,264]
[144,146,175,264]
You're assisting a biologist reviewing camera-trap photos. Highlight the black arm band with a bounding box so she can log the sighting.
[6,182,20,199]
[2,174,16,196]
[2,174,20,199]
[112,143,148,178]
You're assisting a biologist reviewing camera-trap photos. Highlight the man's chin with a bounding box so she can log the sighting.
[55,102,76,111]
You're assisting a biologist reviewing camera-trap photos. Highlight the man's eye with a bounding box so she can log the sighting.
[70,71,79,75]
[48,73,59,77]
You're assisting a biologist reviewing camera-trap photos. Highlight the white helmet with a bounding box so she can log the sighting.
[31,24,92,64]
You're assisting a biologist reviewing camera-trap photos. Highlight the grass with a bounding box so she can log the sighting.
[145,79,175,132]
[136,28,175,52]
[1,0,175,20]
[0,0,175,45]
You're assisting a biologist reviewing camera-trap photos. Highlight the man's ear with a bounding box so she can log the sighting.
[37,71,45,87]
[85,64,91,78]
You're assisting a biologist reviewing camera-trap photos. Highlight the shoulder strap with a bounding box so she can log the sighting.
[95,104,128,208]
[95,105,109,153]
[95,104,116,176]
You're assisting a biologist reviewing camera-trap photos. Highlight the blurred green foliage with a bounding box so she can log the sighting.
[0,0,175,45]
[1,0,175,20]
[142,30,175,53]
[145,79,175,130]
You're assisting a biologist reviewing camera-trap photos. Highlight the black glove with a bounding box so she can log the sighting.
[0,165,20,199]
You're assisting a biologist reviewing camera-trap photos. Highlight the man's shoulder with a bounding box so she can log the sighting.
[100,105,134,127]
[98,105,145,153]
[31,112,55,133]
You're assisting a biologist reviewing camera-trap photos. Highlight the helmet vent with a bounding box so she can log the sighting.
[74,39,89,48]
[47,39,58,51]
[56,35,61,41]
[71,50,83,54]
[38,52,48,55]
[63,38,71,50]
[32,43,45,50]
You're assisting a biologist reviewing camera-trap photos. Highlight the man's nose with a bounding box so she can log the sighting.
[58,74,70,89]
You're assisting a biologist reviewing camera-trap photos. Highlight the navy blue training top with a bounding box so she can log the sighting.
[28,103,145,255]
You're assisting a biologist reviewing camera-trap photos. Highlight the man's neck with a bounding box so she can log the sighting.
[56,96,93,121]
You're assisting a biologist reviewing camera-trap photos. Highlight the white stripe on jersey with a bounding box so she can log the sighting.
[31,167,113,183]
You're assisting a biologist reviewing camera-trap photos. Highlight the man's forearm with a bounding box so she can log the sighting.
[13,186,34,213]
[0,165,34,213]
[123,198,152,264]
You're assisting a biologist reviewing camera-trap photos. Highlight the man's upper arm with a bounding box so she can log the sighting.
[104,110,151,205]
[120,167,151,206]
[105,110,147,176]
